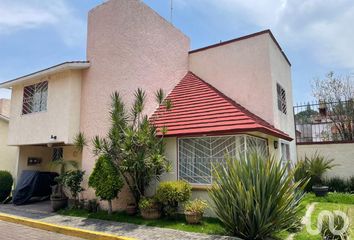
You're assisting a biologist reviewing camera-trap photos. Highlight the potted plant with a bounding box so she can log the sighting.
[307,153,337,197]
[50,159,78,211]
[139,197,161,220]
[155,180,191,217]
[184,199,208,224]
[126,202,137,216]
[88,199,99,213]
[61,170,85,209]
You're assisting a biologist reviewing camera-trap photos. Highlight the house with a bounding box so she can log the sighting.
[0,99,18,179]
[294,101,354,179]
[0,0,295,210]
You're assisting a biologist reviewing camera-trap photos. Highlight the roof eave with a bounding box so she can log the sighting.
[0,61,90,89]
[189,29,291,66]
[157,128,293,141]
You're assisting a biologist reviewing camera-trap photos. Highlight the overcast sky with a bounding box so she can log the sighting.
[1,0,353,104]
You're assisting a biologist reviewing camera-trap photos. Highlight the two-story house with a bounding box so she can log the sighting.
[0,0,295,210]
[0,99,18,179]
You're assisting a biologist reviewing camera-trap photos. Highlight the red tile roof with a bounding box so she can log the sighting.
[150,72,292,141]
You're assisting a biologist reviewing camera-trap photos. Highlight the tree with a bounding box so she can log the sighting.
[88,155,124,214]
[93,89,171,204]
[312,72,354,140]
[61,170,85,207]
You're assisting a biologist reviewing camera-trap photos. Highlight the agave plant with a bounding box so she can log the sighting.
[306,152,337,186]
[209,151,306,239]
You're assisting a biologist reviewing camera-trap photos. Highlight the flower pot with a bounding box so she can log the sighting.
[50,196,68,212]
[126,204,137,216]
[185,211,203,224]
[141,207,161,220]
[312,185,329,197]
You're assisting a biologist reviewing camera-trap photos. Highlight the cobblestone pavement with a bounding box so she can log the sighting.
[0,204,239,240]
[0,220,84,240]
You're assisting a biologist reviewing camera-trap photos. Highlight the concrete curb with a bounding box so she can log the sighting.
[0,212,136,240]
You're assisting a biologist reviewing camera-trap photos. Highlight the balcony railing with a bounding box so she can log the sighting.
[294,100,354,143]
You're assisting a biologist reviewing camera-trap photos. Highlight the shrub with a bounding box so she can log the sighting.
[88,155,124,214]
[306,153,336,186]
[138,197,158,210]
[156,180,191,216]
[294,153,337,191]
[348,176,354,193]
[184,199,208,214]
[324,177,348,193]
[0,171,13,202]
[320,211,350,240]
[61,170,85,207]
[294,159,312,192]
[209,152,305,239]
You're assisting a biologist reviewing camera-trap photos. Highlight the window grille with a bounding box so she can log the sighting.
[277,83,287,114]
[280,142,290,173]
[52,147,63,161]
[22,81,48,114]
[178,135,267,184]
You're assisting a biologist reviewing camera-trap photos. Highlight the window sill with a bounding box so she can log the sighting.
[191,184,212,191]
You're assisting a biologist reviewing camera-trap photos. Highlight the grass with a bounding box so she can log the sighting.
[60,193,354,239]
[293,193,354,240]
[59,209,226,235]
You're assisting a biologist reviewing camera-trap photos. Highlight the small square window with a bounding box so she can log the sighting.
[52,147,63,161]
[277,83,287,114]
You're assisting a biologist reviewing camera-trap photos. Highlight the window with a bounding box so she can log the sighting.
[22,81,48,115]
[52,147,63,161]
[178,135,267,185]
[280,142,290,171]
[277,83,287,114]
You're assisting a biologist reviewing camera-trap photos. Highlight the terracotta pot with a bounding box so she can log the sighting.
[141,207,161,220]
[126,205,137,216]
[185,211,203,224]
[312,185,329,197]
[50,196,68,212]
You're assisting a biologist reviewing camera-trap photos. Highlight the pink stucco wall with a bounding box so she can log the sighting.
[80,0,190,208]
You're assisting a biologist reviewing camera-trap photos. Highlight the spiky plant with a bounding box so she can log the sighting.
[92,88,170,204]
[209,151,306,239]
[306,152,337,186]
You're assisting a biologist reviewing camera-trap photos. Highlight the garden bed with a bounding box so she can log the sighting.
[59,209,226,235]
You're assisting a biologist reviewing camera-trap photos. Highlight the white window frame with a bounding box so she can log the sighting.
[280,141,291,173]
[22,81,48,115]
[177,134,268,185]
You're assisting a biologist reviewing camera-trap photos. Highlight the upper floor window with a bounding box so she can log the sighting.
[277,83,287,114]
[22,81,48,115]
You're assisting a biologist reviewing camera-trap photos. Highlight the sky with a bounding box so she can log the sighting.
[0,0,354,105]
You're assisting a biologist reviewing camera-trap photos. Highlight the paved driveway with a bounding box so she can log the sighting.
[0,220,84,240]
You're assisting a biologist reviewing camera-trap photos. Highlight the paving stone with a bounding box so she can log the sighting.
[0,204,239,240]
[0,220,84,240]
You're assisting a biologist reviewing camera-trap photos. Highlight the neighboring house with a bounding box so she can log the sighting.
[0,99,18,180]
[0,0,295,210]
[295,101,354,178]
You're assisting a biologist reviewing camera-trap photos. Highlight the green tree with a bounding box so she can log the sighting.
[93,89,171,204]
[312,72,354,140]
[88,155,124,214]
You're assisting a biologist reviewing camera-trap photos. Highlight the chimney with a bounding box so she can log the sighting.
[0,99,10,118]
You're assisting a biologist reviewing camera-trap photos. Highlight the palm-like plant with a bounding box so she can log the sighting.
[92,88,171,204]
[305,152,337,186]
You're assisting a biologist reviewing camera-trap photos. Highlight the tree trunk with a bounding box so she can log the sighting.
[108,200,113,215]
